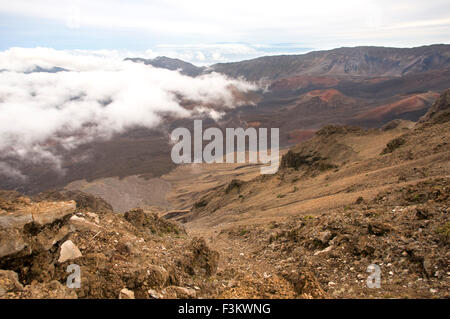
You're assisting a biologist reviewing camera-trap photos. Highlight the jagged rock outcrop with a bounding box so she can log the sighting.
[419,88,450,123]
[0,191,222,299]
[34,190,113,214]
[0,201,76,259]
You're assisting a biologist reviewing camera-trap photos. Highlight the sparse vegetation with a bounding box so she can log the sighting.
[225,179,243,194]
[381,137,406,154]
[193,199,208,209]
[436,222,450,239]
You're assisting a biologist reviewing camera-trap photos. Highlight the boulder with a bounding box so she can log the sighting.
[30,201,76,226]
[0,210,32,229]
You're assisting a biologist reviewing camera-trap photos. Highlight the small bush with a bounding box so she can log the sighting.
[381,137,406,154]
[193,199,208,208]
[225,179,242,194]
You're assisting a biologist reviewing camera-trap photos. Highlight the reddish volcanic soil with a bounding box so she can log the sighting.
[354,92,440,121]
[306,89,346,103]
[270,76,340,91]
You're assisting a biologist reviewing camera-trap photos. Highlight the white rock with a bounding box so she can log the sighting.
[148,289,162,299]
[314,245,333,256]
[119,288,135,299]
[58,240,82,263]
[69,215,102,232]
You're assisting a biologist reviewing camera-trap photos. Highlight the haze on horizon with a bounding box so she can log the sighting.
[1,0,450,65]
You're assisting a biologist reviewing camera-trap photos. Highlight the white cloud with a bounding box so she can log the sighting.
[0,162,27,181]
[148,43,312,65]
[1,0,449,50]
[0,47,257,179]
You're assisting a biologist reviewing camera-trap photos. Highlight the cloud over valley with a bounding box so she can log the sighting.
[0,47,257,179]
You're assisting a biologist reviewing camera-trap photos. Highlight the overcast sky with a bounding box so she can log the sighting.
[1,0,450,64]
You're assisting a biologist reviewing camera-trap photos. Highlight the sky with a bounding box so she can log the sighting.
[1,0,450,65]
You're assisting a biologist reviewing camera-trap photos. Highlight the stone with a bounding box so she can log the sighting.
[0,270,23,297]
[0,228,28,258]
[146,265,169,288]
[314,245,333,256]
[69,215,102,232]
[119,288,135,299]
[148,289,163,299]
[58,240,82,263]
[86,212,100,224]
[368,222,391,236]
[36,225,71,250]
[30,201,76,226]
[0,211,32,229]
[165,286,196,299]
[318,231,332,244]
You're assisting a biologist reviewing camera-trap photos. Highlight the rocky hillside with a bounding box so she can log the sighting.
[0,188,315,299]
[1,89,448,300]
[165,90,450,298]
[210,45,450,81]
[0,190,224,299]
[419,88,450,123]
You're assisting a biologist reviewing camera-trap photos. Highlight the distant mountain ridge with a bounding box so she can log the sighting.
[210,44,450,80]
[126,44,450,81]
[124,56,204,76]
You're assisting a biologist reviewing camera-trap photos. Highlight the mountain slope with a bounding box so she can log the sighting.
[211,45,450,81]
[159,91,450,298]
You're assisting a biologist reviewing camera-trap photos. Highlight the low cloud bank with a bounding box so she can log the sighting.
[0,47,257,179]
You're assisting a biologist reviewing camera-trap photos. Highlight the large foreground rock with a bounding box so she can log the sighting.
[0,200,76,260]
[28,201,76,226]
